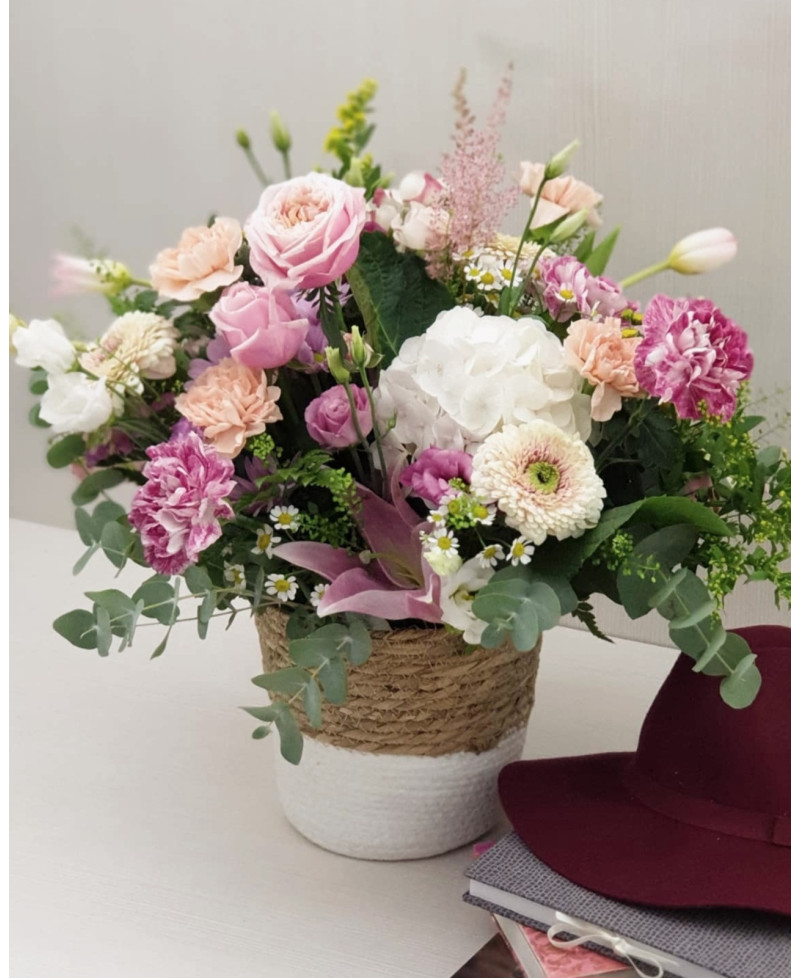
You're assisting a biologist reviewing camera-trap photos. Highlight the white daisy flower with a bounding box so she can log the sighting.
[310,583,329,609]
[470,500,496,526]
[508,538,534,567]
[428,508,448,526]
[269,505,300,532]
[429,527,459,554]
[266,573,298,603]
[223,563,247,591]
[471,420,606,545]
[251,525,282,557]
[476,268,502,292]
[478,544,504,569]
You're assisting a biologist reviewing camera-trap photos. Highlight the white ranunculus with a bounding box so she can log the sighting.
[374,306,591,457]
[39,372,114,434]
[13,318,76,374]
[438,557,494,645]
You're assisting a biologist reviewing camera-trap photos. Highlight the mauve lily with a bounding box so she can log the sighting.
[273,478,442,623]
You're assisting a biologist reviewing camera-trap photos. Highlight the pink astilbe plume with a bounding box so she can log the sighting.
[429,68,519,278]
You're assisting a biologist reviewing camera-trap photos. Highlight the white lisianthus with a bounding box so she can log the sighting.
[374,306,590,459]
[79,312,179,394]
[471,420,606,545]
[438,556,494,644]
[39,372,115,434]
[13,318,77,374]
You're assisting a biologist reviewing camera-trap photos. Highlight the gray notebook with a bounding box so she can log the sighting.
[464,833,789,978]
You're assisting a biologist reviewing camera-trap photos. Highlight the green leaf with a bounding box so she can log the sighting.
[91,500,127,536]
[669,598,717,629]
[252,666,310,697]
[573,231,596,263]
[302,677,323,728]
[343,618,372,666]
[617,525,698,619]
[756,445,782,471]
[75,508,95,546]
[347,230,454,363]
[272,702,304,764]
[480,622,510,648]
[243,705,279,722]
[95,606,112,657]
[72,543,100,575]
[100,521,133,569]
[285,607,320,640]
[719,653,762,709]
[71,469,125,506]
[46,434,86,469]
[133,578,177,625]
[28,404,51,428]
[28,368,48,395]
[473,574,562,652]
[251,725,271,740]
[583,226,620,275]
[184,564,213,595]
[53,609,99,650]
[85,589,137,637]
[150,635,169,659]
[318,655,348,704]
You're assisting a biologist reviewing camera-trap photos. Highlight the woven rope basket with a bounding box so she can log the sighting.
[254,609,542,859]
[255,607,541,756]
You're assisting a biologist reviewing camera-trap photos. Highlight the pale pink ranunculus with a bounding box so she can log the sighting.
[392,201,449,252]
[519,161,603,230]
[305,384,373,449]
[209,282,309,370]
[149,217,243,302]
[175,357,282,458]
[564,317,642,421]
[245,173,366,290]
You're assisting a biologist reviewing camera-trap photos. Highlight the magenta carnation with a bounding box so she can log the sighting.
[399,448,473,504]
[634,294,753,421]
[535,256,629,322]
[129,431,236,575]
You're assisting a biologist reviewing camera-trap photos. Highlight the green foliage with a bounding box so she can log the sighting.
[582,226,620,276]
[71,469,126,506]
[46,434,86,469]
[473,567,568,651]
[347,231,454,363]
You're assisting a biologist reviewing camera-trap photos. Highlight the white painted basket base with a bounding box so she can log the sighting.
[273,727,527,860]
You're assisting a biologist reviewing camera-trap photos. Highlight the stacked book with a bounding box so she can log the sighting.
[451,834,790,978]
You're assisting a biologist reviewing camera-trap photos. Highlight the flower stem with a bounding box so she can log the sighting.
[280,149,292,181]
[240,145,271,188]
[358,365,388,494]
[502,176,548,316]
[342,380,371,487]
[619,259,670,290]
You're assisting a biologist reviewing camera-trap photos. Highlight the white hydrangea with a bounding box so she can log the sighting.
[374,306,590,459]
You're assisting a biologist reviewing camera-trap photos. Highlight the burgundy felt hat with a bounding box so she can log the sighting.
[498,625,790,915]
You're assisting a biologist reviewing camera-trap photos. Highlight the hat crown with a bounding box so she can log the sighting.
[631,626,790,819]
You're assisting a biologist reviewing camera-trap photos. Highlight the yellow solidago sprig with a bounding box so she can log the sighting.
[324,78,379,164]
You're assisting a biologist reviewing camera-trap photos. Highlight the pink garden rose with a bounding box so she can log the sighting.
[175,357,282,457]
[634,294,753,421]
[305,384,373,449]
[209,282,309,370]
[519,162,603,230]
[245,173,367,290]
[149,217,243,302]
[399,448,473,504]
[129,431,236,576]
[564,317,642,421]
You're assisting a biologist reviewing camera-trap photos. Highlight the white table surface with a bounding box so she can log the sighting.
[10,517,678,978]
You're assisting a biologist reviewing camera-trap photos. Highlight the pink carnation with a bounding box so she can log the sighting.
[305,384,373,449]
[129,431,236,575]
[399,448,473,504]
[634,294,753,421]
[209,282,309,370]
[535,256,629,323]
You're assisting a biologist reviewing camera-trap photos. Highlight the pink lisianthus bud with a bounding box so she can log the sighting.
[397,171,444,206]
[52,254,133,298]
[667,228,737,275]
[399,448,473,505]
[305,384,373,449]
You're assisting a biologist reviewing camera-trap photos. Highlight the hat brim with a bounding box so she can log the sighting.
[498,753,789,916]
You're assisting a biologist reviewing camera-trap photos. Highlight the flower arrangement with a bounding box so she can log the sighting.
[12,75,790,764]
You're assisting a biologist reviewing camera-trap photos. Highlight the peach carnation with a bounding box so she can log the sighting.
[564,317,642,422]
[149,217,243,302]
[519,162,602,230]
[175,357,282,458]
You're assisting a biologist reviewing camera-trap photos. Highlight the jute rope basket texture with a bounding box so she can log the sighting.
[255,608,541,757]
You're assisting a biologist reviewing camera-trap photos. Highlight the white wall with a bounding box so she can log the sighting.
[9,0,790,639]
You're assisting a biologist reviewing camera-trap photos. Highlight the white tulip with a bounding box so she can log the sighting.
[667,228,738,275]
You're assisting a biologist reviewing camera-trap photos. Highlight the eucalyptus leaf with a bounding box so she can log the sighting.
[28,404,50,428]
[46,434,86,469]
[252,666,310,697]
[318,655,347,705]
[150,635,169,659]
[53,609,99,650]
[272,702,304,764]
[71,469,126,506]
[133,578,177,625]
[184,564,213,595]
[86,589,136,637]
[95,606,112,657]
[719,653,762,709]
[302,677,323,729]
[28,368,48,395]
[75,508,95,547]
[100,521,133,570]
[72,542,100,576]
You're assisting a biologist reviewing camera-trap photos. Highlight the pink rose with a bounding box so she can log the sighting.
[149,217,243,302]
[564,317,642,421]
[305,385,373,449]
[209,282,309,370]
[519,161,603,230]
[244,173,367,290]
[175,357,282,458]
